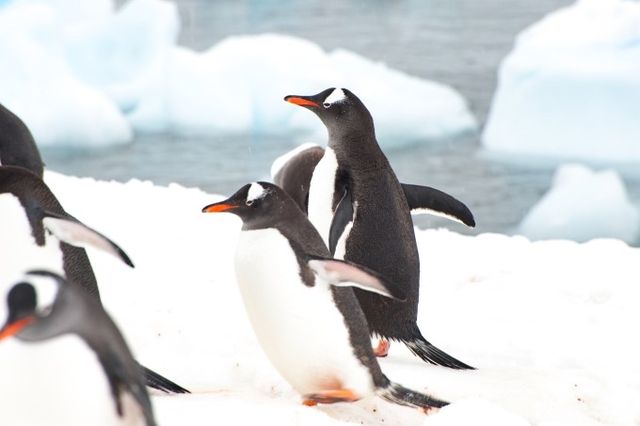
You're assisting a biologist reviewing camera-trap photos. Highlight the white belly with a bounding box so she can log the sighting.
[234,228,374,397]
[0,195,65,318]
[0,335,142,426]
[308,147,339,247]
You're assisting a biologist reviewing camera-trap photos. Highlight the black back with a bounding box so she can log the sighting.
[0,103,43,177]
[273,146,324,214]
[318,89,421,339]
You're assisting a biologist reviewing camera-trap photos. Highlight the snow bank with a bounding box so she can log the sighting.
[0,0,475,148]
[518,164,639,244]
[483,0,640,162]
[6,171,633,425]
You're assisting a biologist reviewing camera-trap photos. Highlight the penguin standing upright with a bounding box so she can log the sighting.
[0,270,156,426]
[284,88,473,368]
[0,165,188,393]
[202,182,447,410]
[0,102,43,176]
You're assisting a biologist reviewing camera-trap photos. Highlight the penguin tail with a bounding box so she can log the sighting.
[403,329,474,370]
[377,379,448,411]
[140,364,190,394]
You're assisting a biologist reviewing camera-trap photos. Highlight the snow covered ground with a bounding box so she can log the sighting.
[12,170,635,425]
[483,0,640,162]
[0,0,475,149]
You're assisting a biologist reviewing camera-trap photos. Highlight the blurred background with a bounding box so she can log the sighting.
[2,0,639,243]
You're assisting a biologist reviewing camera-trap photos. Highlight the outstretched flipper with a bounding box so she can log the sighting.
[139,364,190,394]
[402,184,475,227]
[42,210,135,267]
[307,257,406,301]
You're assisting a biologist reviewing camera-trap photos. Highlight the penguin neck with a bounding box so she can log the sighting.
[327,127,386,172]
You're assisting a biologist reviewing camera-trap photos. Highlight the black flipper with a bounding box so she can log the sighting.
[139,364,190,394]
[328,185,353,255]
[403,325,474,370]
[378,377,448,410]
[402,183,475,227]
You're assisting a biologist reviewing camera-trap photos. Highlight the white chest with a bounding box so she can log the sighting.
[308,147,339,247]
[0,335,142,426]
[234,228,373,396]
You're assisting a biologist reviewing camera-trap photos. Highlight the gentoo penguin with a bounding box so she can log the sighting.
[284,88,473,368]
[0,165,189,394]
[0,102,43,176]
[202,182,447,410]
[0,270,156,426]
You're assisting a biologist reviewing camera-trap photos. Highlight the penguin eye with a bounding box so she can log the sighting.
[323,102,331,108]
[246,200,254,206]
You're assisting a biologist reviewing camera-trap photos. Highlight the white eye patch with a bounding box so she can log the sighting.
[247,182,267,203]
[24,272,60,315]
[323,88,346,107]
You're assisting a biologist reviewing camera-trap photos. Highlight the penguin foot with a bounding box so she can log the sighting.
[374,339,390,357]
[303,389,360,405]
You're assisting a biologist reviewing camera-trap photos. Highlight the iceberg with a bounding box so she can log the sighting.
[0,0,131,146]
[0,0,476,148]
[518,164,639,244]
[483,0,640,162]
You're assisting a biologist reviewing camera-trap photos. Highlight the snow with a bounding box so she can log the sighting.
[483,0,640,162]
[0,0,475,149]
[2,170,637,425]
[518,164,639,244]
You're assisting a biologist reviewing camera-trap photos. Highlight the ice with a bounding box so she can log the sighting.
[2,170,633,425]
[0,1,476,148]
[518,164,639,244]
[0,0,131,146]
[483,0,640,162]
[130,33,477,149]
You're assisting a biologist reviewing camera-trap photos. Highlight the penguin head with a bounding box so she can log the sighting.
[284,88,374,139]
[202,182,296,229]
[0,270,69,342]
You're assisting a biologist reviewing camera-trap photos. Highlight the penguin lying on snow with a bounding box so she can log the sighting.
[0,165,188,394]
[0,270,156,426]
[203,182,447,410]
[284,88,473,368]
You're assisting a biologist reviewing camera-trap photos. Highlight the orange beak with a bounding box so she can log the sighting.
[284,96,320,107]
[202,203,236,213]
[0,316,35,340]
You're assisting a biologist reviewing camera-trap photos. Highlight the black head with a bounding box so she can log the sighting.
[0,102,44,177]
[284,88,374,140]
[0,270,64,341]
[202,182,300,230]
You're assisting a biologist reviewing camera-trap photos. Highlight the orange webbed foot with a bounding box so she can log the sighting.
[374,339,390,357]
